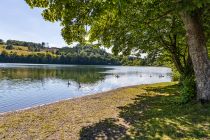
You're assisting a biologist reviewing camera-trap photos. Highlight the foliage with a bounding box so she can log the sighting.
[208,43,210,59]
[0,47,118,65]
[24,0,210,90]
[0,39,4,45]
[119,56,142,66]
[24,0,201,76]
[0,39,144,65]
[6,40,44,50]
[5,44,14,50]
[179,76,196,103]
[0,39,145,66]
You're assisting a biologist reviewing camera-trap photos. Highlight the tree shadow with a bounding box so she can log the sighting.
[79,118,129,140]
[79,84,210,139]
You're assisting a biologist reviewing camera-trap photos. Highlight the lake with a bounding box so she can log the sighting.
[0,63,172,113]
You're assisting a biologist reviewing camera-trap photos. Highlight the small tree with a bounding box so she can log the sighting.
[0,39,4,45]
[6,44,14,50]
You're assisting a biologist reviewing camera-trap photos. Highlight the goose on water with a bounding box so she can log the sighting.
[115,75,120,78]
[68,81,71,85]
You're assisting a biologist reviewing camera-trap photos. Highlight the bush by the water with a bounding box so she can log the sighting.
[180,76,196,103]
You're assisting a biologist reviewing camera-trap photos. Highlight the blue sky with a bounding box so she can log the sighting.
[0,0,67,47]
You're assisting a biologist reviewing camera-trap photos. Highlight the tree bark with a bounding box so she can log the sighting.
[180,11,210,101]
[170,51,184,74]
[159,33,185,74]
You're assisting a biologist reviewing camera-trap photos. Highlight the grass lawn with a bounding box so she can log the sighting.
[0,45,49,56]
[0,82,209,139]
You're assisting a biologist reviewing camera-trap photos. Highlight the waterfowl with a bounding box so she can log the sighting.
[115,75,120,78]
[159,74,164,78]
[68,81,71,85]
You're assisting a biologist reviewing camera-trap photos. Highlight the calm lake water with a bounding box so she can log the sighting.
[0,63,172,113]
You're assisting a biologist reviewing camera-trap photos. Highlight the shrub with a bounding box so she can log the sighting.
[6,44,14,50]
[172,69,180,81]
[179,76,196,103]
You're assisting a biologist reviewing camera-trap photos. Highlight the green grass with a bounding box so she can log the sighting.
[0,82,210,139]
[118,85,210,139]
[0,45,51,56]
[13,45,29,51]
[0,45,4,52]
[80,83,210,140]
[0,45,31,55]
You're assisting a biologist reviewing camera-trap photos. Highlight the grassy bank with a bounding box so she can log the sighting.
[0,82,209,139]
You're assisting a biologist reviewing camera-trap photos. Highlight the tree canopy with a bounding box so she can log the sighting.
[25,0,210,101]
[24,0,210,45]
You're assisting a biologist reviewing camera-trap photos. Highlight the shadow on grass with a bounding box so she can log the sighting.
[80,118,129,140]
[80,84,210,140]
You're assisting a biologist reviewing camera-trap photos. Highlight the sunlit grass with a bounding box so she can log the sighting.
[0,45,31,55]
[117,84,210,139]
[0,45,50,56]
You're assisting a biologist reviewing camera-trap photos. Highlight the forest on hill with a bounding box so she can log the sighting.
[0,39,143,65]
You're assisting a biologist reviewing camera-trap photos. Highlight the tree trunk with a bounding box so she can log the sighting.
[170,51,184,74]
[180,11,210,102]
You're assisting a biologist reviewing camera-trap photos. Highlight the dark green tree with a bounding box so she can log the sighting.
[0,39,4,45]
[6,44,14,50]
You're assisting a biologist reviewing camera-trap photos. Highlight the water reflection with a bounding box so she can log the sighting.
[0,65,109,84]
[0,64,172,113]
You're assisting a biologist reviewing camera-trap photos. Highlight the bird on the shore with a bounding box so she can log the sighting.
[115,75,120,78]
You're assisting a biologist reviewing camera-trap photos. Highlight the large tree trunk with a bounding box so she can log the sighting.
[180,11,210,102]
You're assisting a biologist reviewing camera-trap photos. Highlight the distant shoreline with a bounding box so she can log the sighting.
[0,62,171,69]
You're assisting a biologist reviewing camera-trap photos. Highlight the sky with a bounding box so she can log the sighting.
[0,0,67,47]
